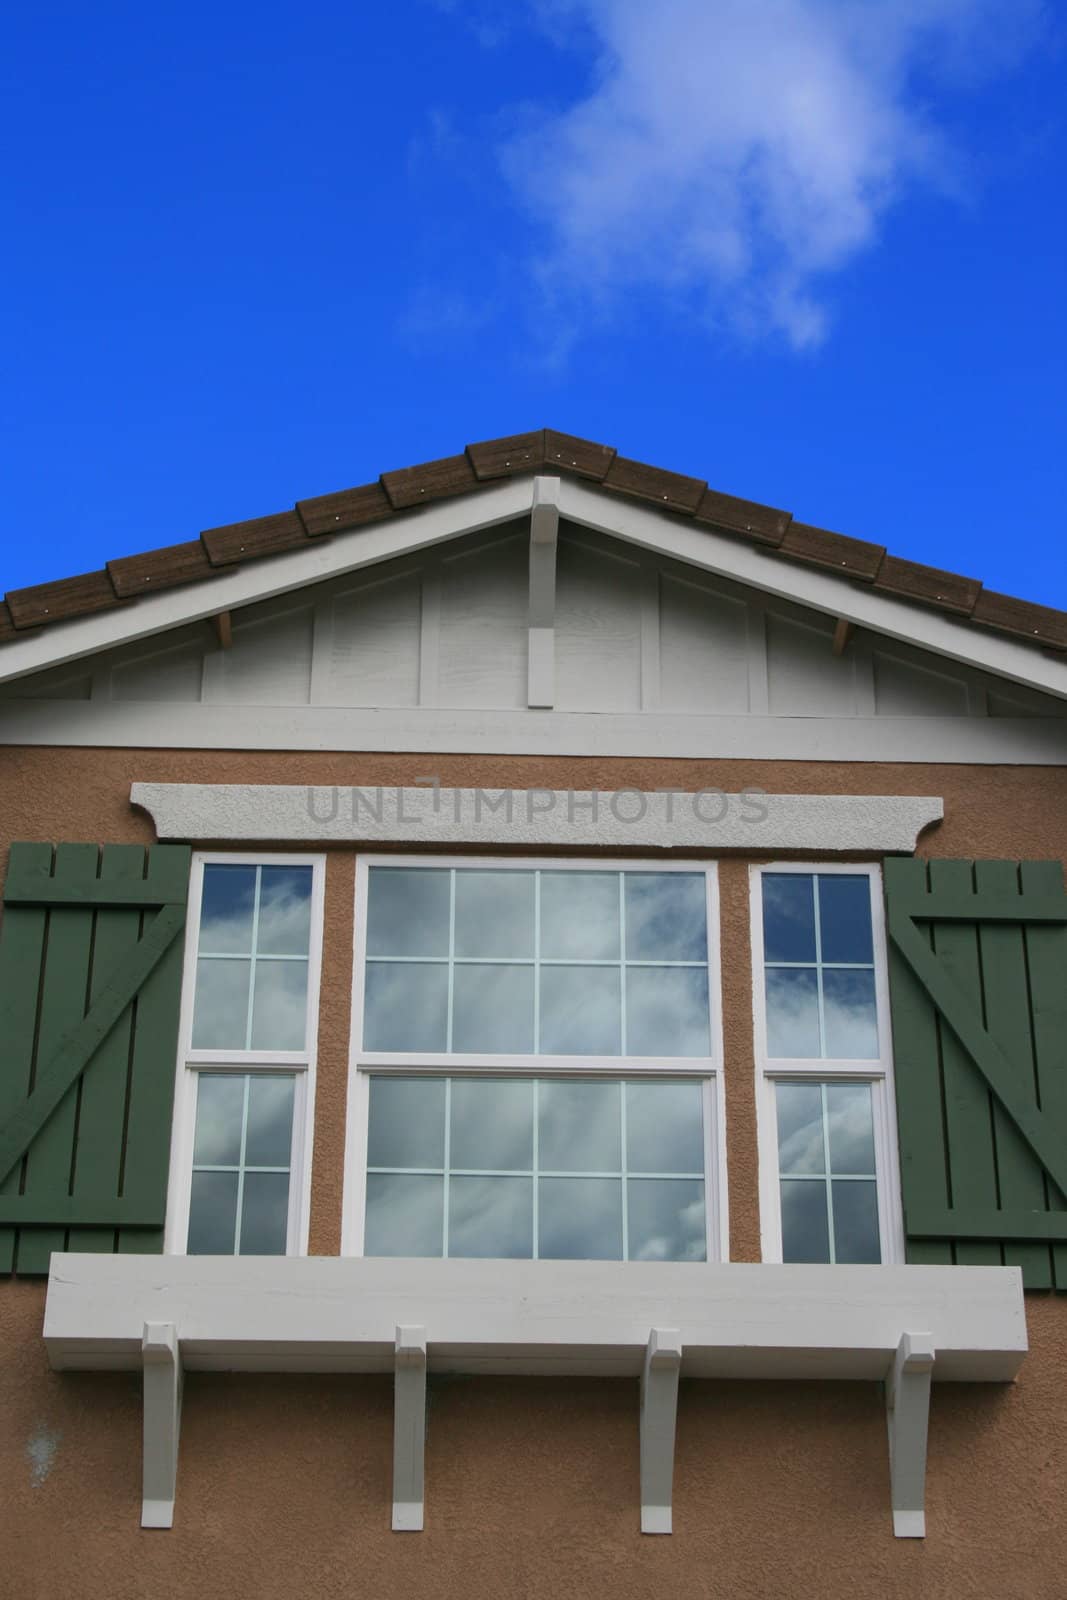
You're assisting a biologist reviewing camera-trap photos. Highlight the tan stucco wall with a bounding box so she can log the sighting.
[1,746,1065,1596]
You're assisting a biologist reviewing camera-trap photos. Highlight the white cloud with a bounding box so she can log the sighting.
[501,0,1044,348]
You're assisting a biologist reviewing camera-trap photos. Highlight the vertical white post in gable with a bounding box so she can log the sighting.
[886,1330,935,1538]
[639,562,661,710]
[745,601,770,714]
[393,1324,428,1531]
[528,476,561,709]
[639,1327,682,1534]
[418,566,442,708]
[141,1321,183,1529]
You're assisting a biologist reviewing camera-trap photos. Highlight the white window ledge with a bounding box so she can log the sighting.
[44,1255,1025,1538]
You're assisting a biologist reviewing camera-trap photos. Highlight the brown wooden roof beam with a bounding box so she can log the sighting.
[781,522,886,583]
[200,510,311,567]
[6,568,124,630]
[296,481,392,537]
[108,540,217,599]
[971,589,1067,652]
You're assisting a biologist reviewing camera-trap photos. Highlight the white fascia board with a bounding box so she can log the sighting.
[131,783,944,853]
[2,703,1063,763]
[0,480,533,688]
[559,481,1067,703]
[44,1255,1026,1382]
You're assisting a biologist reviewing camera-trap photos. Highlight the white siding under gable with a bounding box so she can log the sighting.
[1,518,1063,760]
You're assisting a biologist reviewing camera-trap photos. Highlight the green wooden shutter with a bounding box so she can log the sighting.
[884,857,1067,1290]
[0,842,191,1273]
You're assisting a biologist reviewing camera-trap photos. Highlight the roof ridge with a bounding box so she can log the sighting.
[2,428,1065,653]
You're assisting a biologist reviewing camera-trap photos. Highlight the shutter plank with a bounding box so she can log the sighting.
[117,848,190,1253]
[16,844,99,1274]
[1021,861,1067,1288]
[928,861,1002,1269]
[976,861,1051,1288]
[67,846,145,1255]
[0,846,52,1272]
[884,859,951,1265]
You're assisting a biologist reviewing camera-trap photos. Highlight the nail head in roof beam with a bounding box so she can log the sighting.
[393,1324,427,1532]
[640,1327,682,1535]
[213,611,233,650]
[832,618,856,657]
[528,476,561,709]
[141,1321,182,1530]
[886,1331,935,1538]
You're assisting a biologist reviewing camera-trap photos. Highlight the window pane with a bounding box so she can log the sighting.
[199,865,256,954]
[765,968,820,1057]
[826,1083,876,1174]
[250,959,308,1051]
[540,872,620,960]
[818,876,874,965]
[539,1080,621,1172]
[454,871,534,959]
[192,1074,245,1166]
[628,1178,706,1262]
[366,868,450,958]
[188,1170,239,1253]
[780,1179,830,1262]
[762,874,816,963]
[367,1077,446,1169]
[832,1180,881,1263]
[449,1176,532,1258]
[625,966,710,1056]
[240,1172,291,1254]
[539,1178,622,1259]
[624,873,707,962]
[449,1079,533,1171]
[452,964,535,1054]
[775,1082,826,1175]
[365,1173,443,1256]
[257,866,313,956]
[363,962,448,1051]
[244,1075,295,1167]
[626,1080,704,1174]
[540,966,622,1055]
[823,969,879,1059]
[192,958,250,1049]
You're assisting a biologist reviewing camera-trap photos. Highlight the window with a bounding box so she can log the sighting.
[165,854,325,1255]
[345,858,724,1262]
[751,865,903,1266]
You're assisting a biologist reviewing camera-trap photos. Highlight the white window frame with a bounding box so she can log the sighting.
[750,862,905,1266]
[342,854,728,1263]
[163,851,326,1256]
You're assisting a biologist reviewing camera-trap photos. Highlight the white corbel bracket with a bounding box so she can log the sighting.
[393,1324,427,1531]
[886,1330,935,1538]
[527,475,561,708]
[141,1321,182,1529]
[640,1327,682,1534]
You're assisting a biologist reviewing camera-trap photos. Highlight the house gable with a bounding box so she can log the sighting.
[1,508,1064,764]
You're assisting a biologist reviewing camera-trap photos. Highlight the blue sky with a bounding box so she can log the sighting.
[3,0,1065,606]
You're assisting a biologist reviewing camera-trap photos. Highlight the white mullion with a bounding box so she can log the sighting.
[618,874,628,1056]
[244,867,262,1052]
[234,1074,252,1255]
[533,871,541,1055]
[532,1078,540,1260]
[812,874,828,1059]
[442,1077,452,1258]
[620,1081,630,1261]
[446,872,456,1053]
[820,1080,837,1265]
